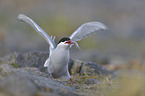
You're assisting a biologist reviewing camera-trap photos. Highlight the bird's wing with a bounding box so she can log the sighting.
[44,58,50,67]
[18,14,56,50]
[69,22,107,41]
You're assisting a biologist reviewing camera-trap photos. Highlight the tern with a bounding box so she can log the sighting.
[18,14,107,84]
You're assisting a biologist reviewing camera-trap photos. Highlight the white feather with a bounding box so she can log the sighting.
[44,58,50,67]
[18,15,107,69]
[18,14,56,50]
[69,22,107,41]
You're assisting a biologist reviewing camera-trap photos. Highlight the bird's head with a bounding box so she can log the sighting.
[57,37,81,50]
[57,37,74,49]
[58,37,74,44]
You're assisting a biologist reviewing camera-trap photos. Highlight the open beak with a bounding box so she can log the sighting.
[65,40,74,44]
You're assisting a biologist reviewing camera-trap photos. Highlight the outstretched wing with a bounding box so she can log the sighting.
[18,14,56,50]
[69,22,107,41]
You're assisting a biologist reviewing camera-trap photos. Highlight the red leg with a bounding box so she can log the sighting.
[70,78,74,84]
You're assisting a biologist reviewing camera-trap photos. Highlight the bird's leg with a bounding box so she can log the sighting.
[66,65,74,84]
[69,78,74,84]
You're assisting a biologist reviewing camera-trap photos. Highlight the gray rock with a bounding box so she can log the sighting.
[0,64,17,78]
[0,73,38,96]
[0,51,49,71]
[85,61,110,76]
[16,51,49,68]
[0,53,17,65]
[86,78,101,84]
[0,51,110,77]
[0,63,79,96]
[0,51,111,96]
[0,64,38,96]
[68,59,84,75]
[69,59,110,77]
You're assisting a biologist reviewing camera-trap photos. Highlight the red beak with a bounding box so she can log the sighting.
[65,40,74,44]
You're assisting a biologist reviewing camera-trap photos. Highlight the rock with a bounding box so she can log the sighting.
[86,78,101,84]
[69,60,110,77]
[0,51,49,71]
[0,72,79,96]
[0,64,17,78]
[0,73,38,96]
[0,51,111,96]
[68,59,84,75]
[16,51,49,69]
[0,53,16,65]
[0,63,79,96]
[0,51,110,77]
[85,61,110,76]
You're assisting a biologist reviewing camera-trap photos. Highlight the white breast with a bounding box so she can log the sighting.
[47,45,70,78]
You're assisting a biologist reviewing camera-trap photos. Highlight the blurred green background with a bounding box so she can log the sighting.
[1,0,145,63]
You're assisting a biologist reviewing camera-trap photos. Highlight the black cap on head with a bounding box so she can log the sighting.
[58,37,70,44]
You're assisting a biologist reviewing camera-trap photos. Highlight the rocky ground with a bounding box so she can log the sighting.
[0,51,145,96]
